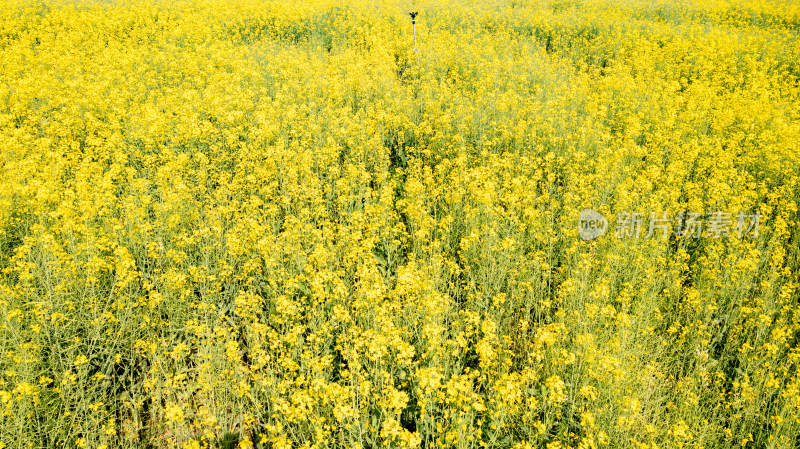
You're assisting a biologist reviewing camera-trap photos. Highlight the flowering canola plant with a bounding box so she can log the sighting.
[1,0,799,448]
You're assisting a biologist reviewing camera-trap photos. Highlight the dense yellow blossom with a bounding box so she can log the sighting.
[1,0,799,447]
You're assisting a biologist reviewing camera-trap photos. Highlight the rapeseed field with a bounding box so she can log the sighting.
[1,0,799,448]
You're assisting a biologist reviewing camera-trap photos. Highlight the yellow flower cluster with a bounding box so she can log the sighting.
[0,0,798,448]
